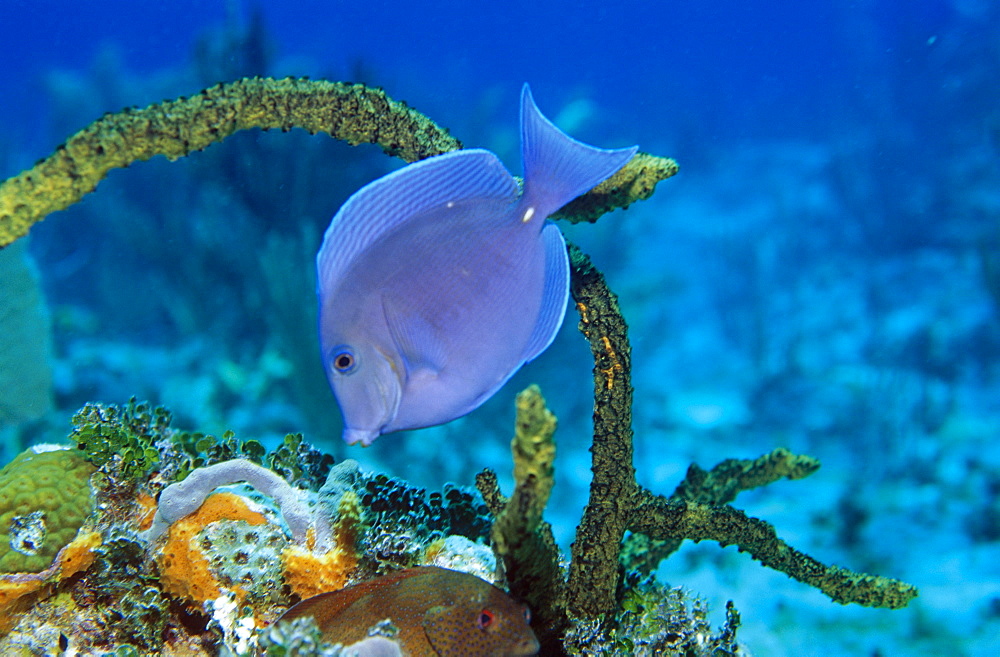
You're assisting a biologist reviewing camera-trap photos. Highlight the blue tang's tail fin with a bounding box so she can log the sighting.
[520,84,638,220]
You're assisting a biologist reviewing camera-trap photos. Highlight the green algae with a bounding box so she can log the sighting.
[70,399,168,482]
[70,397,332,491]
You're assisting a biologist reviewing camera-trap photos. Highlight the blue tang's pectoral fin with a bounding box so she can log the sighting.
[382,295,447,379]
[519,84,639,219]
[521,222,570,362]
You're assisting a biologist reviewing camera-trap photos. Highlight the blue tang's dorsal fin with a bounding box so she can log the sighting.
[519,84,638,219]
[317,149,518,295]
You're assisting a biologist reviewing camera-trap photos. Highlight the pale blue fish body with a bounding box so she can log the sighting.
[317,84,637,446]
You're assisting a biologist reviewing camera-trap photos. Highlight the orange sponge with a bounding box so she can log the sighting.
[155,492,267,605]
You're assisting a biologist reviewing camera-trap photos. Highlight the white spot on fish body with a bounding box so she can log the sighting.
[522,206,535,223]
[446,201,455,208]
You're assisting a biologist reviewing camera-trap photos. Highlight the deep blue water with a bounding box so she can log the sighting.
[1,1,963,150]
[1,1,998,655]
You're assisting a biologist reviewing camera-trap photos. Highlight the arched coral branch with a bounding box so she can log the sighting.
[0,77,677,247]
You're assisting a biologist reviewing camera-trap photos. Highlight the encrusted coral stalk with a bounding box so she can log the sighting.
[622,447,821,575]
[552,152,678,224]
[629,493,917,610]
[0,77,677,247]
[672,447,820,506]
[565,244,638,620]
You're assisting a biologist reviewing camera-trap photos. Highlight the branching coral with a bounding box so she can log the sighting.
[0,77,677,248]
[621,446,820,575]
[481,245,916,655]
[564,244,914,620]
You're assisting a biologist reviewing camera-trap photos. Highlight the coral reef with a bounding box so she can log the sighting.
[0,375,918,654]
[0,414,506,654]
[0,74,918,654]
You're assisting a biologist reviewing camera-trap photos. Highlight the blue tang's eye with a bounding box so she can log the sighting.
[332,349,356,374]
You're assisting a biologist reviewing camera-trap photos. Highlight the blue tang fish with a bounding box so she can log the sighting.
[317,84,637,446]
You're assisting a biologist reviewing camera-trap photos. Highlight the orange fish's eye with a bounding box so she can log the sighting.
[477,608,495,629]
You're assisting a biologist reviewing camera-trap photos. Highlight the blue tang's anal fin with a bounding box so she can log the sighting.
[521,222,570,363]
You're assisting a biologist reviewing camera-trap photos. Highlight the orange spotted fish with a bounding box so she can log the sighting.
[278,566,539,656]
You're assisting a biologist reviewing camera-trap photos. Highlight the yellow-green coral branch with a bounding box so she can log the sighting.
[673,447,821,506]
[0,76,677,248]
[508,384,557,530]
[476,386,567,652]
[0,77,457,248]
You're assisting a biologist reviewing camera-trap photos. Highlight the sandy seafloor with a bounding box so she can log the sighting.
[1,1,999,655]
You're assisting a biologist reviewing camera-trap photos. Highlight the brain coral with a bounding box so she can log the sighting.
[0,447,95,573]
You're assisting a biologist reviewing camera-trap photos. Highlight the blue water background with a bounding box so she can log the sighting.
[1,1,998,655]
